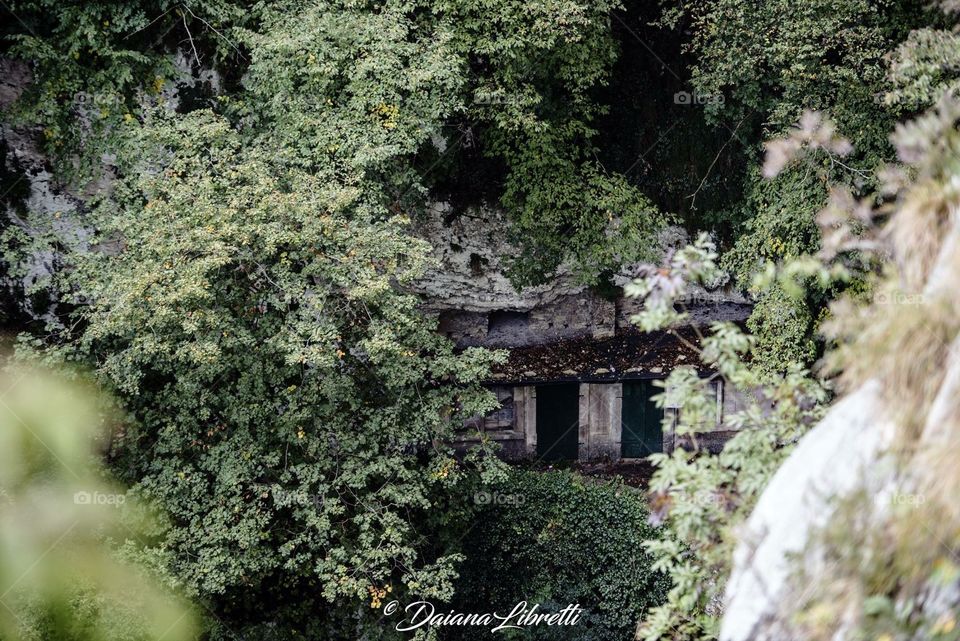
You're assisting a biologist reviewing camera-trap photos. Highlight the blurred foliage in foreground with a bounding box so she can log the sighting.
[0,364,197,641]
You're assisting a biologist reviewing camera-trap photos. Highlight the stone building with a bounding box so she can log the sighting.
[454,329,752,462]
[413,204,753,463]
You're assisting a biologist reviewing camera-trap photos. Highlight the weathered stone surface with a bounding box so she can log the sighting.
[411,202,588,313]
[412,203,752,349]
[720,380,896,641]
[0,53,221,325]
[1,59,87,324]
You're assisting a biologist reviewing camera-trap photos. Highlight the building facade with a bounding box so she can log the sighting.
[412,204,753,462]
[454,331,747,462]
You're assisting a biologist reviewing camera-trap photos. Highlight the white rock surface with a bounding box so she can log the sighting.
[720,379,896,641]
[410,202,589,313]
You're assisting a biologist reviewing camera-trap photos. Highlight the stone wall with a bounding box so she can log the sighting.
[432,278,750,350]
[615,294,752,334]
[412,204,588,315]
[413,202,751,350]
[438,294,617,348]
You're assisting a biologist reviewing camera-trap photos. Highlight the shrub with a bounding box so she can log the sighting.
[449,469,669,641]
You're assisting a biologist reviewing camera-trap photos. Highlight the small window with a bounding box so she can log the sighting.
[663,378,723,427]
[484,386,515,430]
[460,386,515,433]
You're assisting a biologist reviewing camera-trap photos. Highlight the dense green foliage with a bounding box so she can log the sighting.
[627,238,830,639]
[631,16,960,628]
[12,106,509,637]
[0,1,667,633]
[0,0,934,353]
[665,0,918,136]
[451,470,669,641]
[0,0,659,636]
[459,0,664,286]
[657,0,926,368]
[3,0,960,639]
[1,0,665,286]
[3,1,242,178]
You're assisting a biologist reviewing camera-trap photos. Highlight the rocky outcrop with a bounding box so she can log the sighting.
[412,202,752,348]
[720,380,897,641]
[3,57,751,338]
[1,60,84,223]
[1,59,85,325]
[411,202,589,313]
[0,53,220,327]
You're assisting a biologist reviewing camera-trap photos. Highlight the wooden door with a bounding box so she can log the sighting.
[621,380,663,458]
[535,384,580,461]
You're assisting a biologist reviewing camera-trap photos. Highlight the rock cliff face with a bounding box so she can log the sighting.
[0,54,220,327]
[720,349,960,641]
[412,202,751,348]
[1,61,80,212]
[720,381,897,641]
[411,202,589,313]
[1,59,86,325]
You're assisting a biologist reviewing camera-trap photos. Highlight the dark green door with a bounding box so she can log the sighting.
[621,380,663,458]
[536,384,580,461]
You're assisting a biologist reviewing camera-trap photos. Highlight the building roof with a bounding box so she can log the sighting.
[485,327,708,384]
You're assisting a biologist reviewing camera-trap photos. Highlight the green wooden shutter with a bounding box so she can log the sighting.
[535,384,580,461]
[621,380,663,458]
